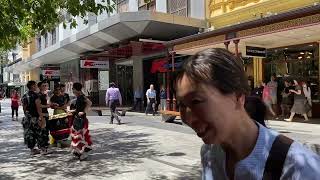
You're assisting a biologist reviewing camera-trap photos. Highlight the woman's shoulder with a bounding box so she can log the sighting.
[283,142,320,178]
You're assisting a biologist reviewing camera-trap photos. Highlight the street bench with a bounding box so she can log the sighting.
[90,107,128,116]
[160,110,181,123]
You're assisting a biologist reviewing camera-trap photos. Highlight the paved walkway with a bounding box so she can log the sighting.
[0,99,202,180]
[1,98,320,179]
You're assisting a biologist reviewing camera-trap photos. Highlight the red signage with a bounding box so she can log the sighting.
[80,60,109,69]
[150,58,168,73]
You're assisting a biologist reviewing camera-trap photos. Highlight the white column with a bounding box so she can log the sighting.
[156,0,167,13]
[129,0,139,12]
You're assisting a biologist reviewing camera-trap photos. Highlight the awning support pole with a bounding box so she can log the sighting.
[233,39,240,57]
[171,51,177,111]
[224,41,230,50]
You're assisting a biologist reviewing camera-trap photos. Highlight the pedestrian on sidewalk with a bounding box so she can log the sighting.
[159,85,167,111]
[267,74,279,115]
[11,89,20,120]
[302,80,312,118]
[176,48,320,180]
[106,82,122,124]
[37,81,51,154]
[262,81,277,118]
[22,81,48,155]
[132,86,143,112]
[281,80,294,118]
[70,82,93,160]
[145,84,157,116]
[285,80,310,122]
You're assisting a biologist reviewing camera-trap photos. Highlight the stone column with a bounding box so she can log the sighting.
[171,52,177,111]
[253,57,263,87]
[166,72,171,111]
[233,39,240,57]
[224,41,230,50]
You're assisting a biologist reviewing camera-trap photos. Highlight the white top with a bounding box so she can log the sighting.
[201,123,320,180]
[105,87,122,105]
[146,89,156,98]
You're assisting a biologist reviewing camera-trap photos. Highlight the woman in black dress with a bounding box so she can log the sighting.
[70,82,93,160]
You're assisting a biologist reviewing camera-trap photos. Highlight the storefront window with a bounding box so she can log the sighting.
[167,0,188,17]
[138,0,156,11]
[116,0,129,13]
[265,43,319,99]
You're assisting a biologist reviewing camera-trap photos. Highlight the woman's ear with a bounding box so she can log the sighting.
[235,94,246,110]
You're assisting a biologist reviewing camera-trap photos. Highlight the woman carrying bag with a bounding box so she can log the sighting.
[285,80,310,122]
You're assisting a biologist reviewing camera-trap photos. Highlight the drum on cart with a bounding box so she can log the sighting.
[48,113,73,141]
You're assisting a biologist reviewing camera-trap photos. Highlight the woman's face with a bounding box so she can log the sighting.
[294,80,298,86]
[54,89,61,95]
[41,83,48,92]
[72,88,80,96]
[177,74,242,144]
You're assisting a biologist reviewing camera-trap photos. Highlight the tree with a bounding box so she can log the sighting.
[0,0,116,50]
[0,50,9,66]
[144,0,153,10]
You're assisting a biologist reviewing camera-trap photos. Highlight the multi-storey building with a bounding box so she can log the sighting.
[5,0,207,106]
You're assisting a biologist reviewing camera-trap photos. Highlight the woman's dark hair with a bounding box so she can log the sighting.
[73,82,82,91]
[177,48,250,96]
[59,84,66,88]
[245,96,267,127]
[110,82,115,88]
[37,81,43,88]
[38,80,48,88]
[27,81,36,89]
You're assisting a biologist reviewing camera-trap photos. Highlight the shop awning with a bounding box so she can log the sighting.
[166,4,320,54]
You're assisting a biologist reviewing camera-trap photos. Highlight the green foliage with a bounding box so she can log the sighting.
[0,0,115,50]
[0,49,9,65]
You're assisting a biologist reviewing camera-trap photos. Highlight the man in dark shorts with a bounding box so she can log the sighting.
[37,81,51,154]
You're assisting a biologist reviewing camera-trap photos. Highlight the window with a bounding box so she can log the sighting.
[52,29,56,45]
[167,0,188,17]
[138,0,156,11]
[88,13,97,26]
[36,36,41,51]
[44,33,48,48]
[116,0,129,13]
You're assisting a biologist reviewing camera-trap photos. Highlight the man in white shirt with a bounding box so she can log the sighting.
[106,82,122,125]
[145,84,157,116]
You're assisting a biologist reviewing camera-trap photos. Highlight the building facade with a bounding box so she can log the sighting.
[5,0,206,106]
[167,1,320,116]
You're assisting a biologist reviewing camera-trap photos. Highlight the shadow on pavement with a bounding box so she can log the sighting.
[149,164,201,180]
[0,123,163,179]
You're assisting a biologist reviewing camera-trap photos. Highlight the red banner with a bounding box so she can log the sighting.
[150,58,168,73]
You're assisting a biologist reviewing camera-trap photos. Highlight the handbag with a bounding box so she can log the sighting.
[73,115,85,131]
[304,99,312,112]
